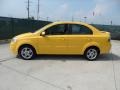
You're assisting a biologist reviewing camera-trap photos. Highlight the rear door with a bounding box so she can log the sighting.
[67,24,93,54]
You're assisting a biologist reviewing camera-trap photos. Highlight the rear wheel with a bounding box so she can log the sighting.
[84,47,99,61]
[18,45,36,60]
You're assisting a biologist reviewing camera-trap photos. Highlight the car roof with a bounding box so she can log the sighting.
[52,21,89,26]
[50,21,95,29]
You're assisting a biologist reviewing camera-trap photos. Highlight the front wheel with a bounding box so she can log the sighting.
[18,45,36,60]
[84,47,99,61]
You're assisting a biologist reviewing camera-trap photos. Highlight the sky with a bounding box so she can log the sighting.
[0,0,120,25]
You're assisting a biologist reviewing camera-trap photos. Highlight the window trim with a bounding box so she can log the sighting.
[45,24,69,36]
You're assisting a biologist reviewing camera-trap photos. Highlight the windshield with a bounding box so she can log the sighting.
[34,23,53,34]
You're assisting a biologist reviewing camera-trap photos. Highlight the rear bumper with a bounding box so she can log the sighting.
[100,42,111,54]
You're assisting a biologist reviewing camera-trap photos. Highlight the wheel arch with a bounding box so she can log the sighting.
[82,42,101,55]
[18,44,37,54]
[84,46,100,55]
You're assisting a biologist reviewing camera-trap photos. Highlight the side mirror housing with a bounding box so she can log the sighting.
[40,31,46,36]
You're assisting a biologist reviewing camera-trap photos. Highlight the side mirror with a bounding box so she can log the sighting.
[40,31,46,36]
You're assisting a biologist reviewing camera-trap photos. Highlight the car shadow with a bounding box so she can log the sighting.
[34,55,85,61]
[32,53,120,61]
[97,53,120,61]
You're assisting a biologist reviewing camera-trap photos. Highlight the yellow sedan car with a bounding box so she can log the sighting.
[10,21,111,61]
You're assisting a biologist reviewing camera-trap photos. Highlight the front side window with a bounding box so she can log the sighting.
[70,24,93,35]
[45,24,68,35]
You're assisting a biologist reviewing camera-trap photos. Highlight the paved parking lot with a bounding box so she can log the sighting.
[0,40,120,90]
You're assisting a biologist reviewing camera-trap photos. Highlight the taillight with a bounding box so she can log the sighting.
[108,36,111,42]
[108,38,111,42]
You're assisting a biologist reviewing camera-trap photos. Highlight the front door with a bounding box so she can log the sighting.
[37,24,69,54]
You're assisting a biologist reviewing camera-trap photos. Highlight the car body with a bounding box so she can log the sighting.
[10,21,111,60]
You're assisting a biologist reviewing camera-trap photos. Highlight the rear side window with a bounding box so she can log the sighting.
[70,24,93,35]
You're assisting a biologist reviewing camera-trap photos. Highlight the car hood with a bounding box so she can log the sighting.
[15,32,34,39]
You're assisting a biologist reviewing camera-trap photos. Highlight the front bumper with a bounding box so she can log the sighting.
[10,42,18,55]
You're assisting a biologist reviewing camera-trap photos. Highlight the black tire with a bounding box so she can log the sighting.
[18,45,36,60]
[84,47,99,61]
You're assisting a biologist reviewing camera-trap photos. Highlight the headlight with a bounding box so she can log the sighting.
[11,37,18,42]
